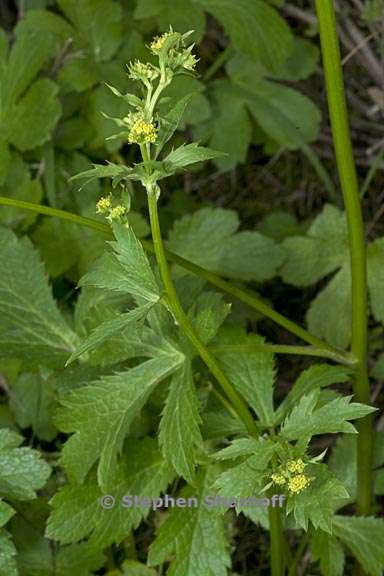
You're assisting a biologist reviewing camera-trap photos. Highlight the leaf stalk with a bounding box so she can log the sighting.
[0,195,354,368]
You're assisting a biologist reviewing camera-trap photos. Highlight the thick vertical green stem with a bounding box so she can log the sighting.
[315,0,373,515]
[146,190,258,437]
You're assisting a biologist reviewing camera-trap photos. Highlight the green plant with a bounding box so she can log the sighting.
[0,2,384,576]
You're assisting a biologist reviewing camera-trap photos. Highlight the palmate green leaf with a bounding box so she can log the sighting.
[79,223,161,304]
[196,0,293,73]
[275,364,352,424]
[167,207,284,282]
[0,227,77,367]
[329,432,384,501]
[0,10,69,109]
[6,78,61,151]
[287,464,349,533]
[159,361,203,483]
[215,331,275,426]
[206,80,252,171]
[280,204,384,347]
[227,54,321,148]
[56,350,184,487]
[281,204,348,286]
[307,235,384,348]
[333,515,384,576]
[57,0,124,94]
[306,264,352,350]
[47,439,174,549]
[0,429,51,501]
[281,390,376,441]
[274,37,319,82]
[57,0,123,62]
[148,467,231,576]
[0,12,65,154]
[0,529,17,576]
[67,303,153,365]
[310,530,345,576]
[328,435,358,502]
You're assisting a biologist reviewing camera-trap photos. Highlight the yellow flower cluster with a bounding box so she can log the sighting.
[286,459,305,474]
[128,117,157,145]
[96,196,112,214]
[128,60,158,82]
[150,32,170,53]
[271,473,286,486]
[271,458,311,495]
[287,474,311,494]
[109,205,126,220]
[96,197,126,222]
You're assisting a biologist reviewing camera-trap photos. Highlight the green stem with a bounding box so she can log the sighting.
[146,190,259,437]
[163,251,349,359]
[0,195,353,366]
[315,0,373,515]
[0,195,352,364]
[209,343,355,366]
[0,196,110,234]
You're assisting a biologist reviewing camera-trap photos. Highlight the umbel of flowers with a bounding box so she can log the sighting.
[271,459,312,495]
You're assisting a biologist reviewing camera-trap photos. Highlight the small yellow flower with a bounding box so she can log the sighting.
[128,60,158,82]
[128,117,157,145]
[150,32,171,54]
[96,196,112,214]
[271,473,286,486]
[287,474,311,495]
[109,205,126,220]
[286,459,305,474]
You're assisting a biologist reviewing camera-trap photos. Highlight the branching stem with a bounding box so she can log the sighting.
[146,190,258,437]
[0,195,354,368]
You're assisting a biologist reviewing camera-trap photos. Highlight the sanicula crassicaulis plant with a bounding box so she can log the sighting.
[61,24,380,576]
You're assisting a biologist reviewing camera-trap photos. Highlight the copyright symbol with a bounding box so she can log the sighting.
[100,494,115,509]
